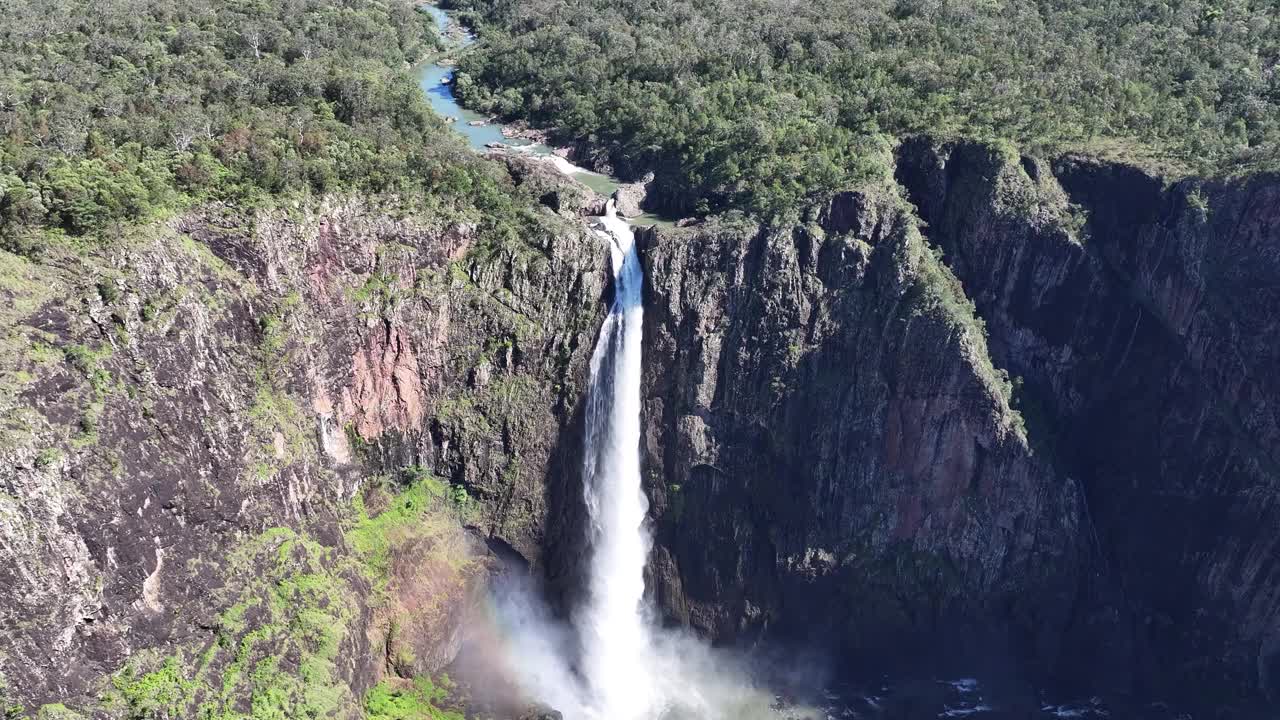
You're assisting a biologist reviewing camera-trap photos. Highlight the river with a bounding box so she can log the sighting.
[416,6,671,226]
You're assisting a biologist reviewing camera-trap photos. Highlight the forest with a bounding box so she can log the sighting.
[450,0,1280,214]
[8,0,1277,227]
[0,0,542,244]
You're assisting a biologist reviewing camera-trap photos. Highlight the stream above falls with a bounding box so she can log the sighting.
[416,5,673,227]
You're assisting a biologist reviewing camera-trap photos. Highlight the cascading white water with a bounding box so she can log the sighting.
[578,200,654,720]
[484,177,786,720]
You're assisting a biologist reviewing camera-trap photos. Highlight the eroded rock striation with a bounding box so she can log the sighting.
[632,141,1280,713]
[637,192,1082,683]
[896,139,1280,707]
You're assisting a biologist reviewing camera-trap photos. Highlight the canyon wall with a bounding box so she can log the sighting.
[636,193,1083,686]
[0,187,608,712]
[896,140,1280,706]
[637,142,1280,712]
[3,143,1278,715]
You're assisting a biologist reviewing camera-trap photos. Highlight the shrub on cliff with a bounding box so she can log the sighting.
[365,677,463,720]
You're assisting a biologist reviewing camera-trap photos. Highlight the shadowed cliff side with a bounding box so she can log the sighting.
[636,192,1083,687]
[896,138,1280,711]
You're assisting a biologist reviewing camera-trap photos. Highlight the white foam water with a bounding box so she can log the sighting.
[577,200,653,720]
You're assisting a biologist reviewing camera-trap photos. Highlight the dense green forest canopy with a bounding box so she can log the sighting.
[451,0,1280,214]
[0,0,535,241]
[5,0,1278,228]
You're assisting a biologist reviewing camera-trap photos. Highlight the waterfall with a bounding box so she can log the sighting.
[578,200,654,720]
[481,199,779,720]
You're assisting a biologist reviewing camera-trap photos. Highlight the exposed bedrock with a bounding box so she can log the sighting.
[894,139,1280,708]
[636,191,1083,687]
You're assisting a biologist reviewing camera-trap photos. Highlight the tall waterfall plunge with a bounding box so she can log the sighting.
[480,200,793,720]
[579,201,654,720]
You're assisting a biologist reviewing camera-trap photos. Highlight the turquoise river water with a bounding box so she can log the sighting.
[416,5,672,225]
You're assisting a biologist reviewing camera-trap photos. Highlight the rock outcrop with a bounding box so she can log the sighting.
[637,193,1082,680]
[497,154,608,217]
[895,139,1280,709]
[612,172,655,218]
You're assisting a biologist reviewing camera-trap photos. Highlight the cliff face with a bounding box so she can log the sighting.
[894,139,1280,707]
[636,195,1083,680]
[4,137,1278,715]
[0,191,608,712]
[636,144,1280,710]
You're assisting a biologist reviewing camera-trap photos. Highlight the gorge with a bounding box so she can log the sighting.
[1,0,1279,718]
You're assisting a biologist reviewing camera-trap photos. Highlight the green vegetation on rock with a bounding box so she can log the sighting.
[365,677,463,720]
[33,706,83,720]
[102,527,363,720]
[348,472,456,585]
[92,475,477,720]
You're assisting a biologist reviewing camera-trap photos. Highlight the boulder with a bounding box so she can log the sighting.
[612,171,655,217]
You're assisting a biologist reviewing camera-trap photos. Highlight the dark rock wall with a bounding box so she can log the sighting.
[893,139,1280,707]
[636,194,1082,682]
[636,143,1280,710]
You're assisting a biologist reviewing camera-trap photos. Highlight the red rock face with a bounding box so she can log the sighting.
[344,323,427,441]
